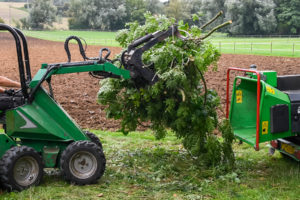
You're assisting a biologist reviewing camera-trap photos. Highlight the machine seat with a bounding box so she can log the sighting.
[277,75,300,91]
[277,75,300,102]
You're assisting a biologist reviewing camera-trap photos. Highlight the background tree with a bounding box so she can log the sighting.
[165,0,191,21]
[200,0,226,27]
[145,0,164,15]
[21,0,57,29]
[125,0,147,25]
[225,0,276,35]
[54,0,70,17]
[68,0,127,30]
[274,0,300,35]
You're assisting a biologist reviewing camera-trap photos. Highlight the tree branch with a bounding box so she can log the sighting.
[199,20,232,41]
[200,11,223,30]
[196,67,207,104]
[137,120,151,128]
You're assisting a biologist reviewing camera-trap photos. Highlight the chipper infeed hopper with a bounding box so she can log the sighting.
[227,66,300,161]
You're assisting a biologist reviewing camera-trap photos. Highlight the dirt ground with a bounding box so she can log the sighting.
[1,33,300,130]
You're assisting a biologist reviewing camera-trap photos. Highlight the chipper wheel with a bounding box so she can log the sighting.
[84,131,103,149]
[0,146,43,191]
[60,141,106,185]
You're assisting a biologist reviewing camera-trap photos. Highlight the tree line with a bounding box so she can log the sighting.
[13,0,300,35]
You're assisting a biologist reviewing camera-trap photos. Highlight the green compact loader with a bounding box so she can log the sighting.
[227,66,300,161]
[0,24,184,191]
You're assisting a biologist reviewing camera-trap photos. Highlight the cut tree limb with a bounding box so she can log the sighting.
[200,11,223,30]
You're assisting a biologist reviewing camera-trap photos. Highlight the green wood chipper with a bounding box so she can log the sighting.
[227,66,300,161]
[0,24,185,191]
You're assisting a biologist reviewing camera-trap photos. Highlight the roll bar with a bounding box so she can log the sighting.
[0,24,31,98]
[14,28,32,82]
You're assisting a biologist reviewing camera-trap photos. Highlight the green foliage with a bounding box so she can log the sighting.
[68,0,164,31]
[0,17,4,24]
[145,0,164,15]
[98,14,234,168]
[125,0,147,25]
[198,0,226,28]
[225,0,277,35]
[68,0,127,31]
[20,0,57,29]
[165,0,191,21]
[54,0,70,17]
[274,0,300,35]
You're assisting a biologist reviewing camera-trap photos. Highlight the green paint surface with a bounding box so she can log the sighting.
[230,76,294,147]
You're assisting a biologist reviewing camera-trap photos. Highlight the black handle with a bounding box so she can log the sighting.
[0,24,28,98]
[99,48,111,61]
[14,28,32,82]
[64,36,88,62]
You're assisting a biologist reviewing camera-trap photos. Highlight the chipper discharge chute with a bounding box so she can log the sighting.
[0,23,185,191]
[227,66,300,161]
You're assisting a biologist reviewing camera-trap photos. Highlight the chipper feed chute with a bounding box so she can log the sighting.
[227,67,297,151]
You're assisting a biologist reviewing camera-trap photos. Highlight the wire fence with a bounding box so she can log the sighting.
[210,41,300,57]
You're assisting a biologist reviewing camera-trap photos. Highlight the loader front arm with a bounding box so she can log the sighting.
[29,25,186,102]
[29,60,132,102]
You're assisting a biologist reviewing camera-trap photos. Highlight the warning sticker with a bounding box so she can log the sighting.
[262,121,268,135]
[266,86,275,95]
[236,90,242,103]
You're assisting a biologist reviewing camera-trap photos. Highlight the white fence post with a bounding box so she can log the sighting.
[234,42,236,53]
[293,43,295,56]
[270,42,272,54]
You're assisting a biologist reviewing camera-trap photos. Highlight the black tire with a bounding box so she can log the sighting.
[60,141,106,185]
[84,131,103,149]
[0,146,43,191]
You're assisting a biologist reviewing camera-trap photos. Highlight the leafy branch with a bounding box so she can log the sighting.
[99,13,235,168]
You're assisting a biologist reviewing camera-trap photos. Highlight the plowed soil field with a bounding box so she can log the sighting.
[1,33,300,130]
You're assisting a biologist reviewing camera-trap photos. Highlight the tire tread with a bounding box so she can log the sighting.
[60,141,106,185]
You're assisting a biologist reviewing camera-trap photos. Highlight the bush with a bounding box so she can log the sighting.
[68,18,89,30]
[0,17,4,24]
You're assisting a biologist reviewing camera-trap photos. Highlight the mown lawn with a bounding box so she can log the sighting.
[23,31,119,47]
[0,130,299,200]
[22,30,300,57]
[209,37,300,57]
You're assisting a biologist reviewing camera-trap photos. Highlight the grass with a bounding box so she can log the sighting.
[209,36,300,57]
[22,30,300,57]
[0,130,299,199]
[23,30,119,47]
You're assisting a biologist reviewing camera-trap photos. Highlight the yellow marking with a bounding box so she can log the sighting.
[266,86,275,94]
[262,121,268,135]
[281,143,295,154]
[236,90,242,103]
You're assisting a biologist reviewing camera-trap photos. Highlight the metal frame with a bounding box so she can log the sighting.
[0,24,31,98]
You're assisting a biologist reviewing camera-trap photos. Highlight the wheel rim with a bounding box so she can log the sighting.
[69,151,98,179]
[13,156,39,187]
